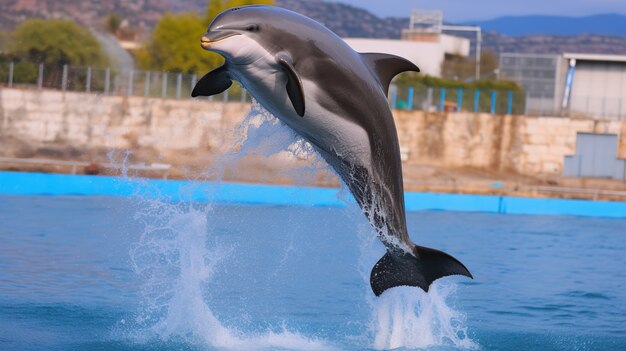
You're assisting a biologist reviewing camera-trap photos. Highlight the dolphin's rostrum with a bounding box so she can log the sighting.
[192,5,472,296]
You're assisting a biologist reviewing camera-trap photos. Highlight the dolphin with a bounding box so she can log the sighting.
[192,5,472,296]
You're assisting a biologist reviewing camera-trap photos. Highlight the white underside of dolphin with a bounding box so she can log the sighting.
[192,5,472,296]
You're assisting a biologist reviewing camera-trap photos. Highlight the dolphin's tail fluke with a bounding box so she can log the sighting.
[370,246,473,296]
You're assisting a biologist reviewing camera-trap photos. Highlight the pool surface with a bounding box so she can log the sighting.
[1,194,625,350]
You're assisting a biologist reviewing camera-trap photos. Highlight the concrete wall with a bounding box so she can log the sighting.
[1,88,625,177]
[394,110,626,175]
[0,88,248,154]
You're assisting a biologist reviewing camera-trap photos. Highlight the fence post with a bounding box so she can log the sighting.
[224,88,229,102]
[389,84,398,110]
[390,84,398,109]
[490,90,497,114]
[407,86,414,110]
[161,72,168,97]
[61,64,68,92]
[474,89,480,113]
[524,91,529,115]
[426,87,433,111]
[241,87,247,103]
[8,62,14,88]
[86,67,92,93]
[176,73,182,99]
[191,74,197,97]
[144,72,151,97]
[439,87,446,111]
[507,91,513,115]
[127,70,134,96]
[37,63,44,89]
[104,68,110,95]
[457,87,463,112]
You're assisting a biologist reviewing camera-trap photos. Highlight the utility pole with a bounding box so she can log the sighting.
[441,25,482,81]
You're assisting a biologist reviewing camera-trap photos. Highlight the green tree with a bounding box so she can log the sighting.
[10,19,109,67]
[441,54,475,81]
[0,31,8,54]
[479,50,499,79]
[137,12,222,74]
[441,50,499,81]
[105,13,122,36]
[139,1,274,74]
[204,0,274,27]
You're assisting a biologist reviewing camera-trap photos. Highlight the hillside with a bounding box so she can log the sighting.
[463,14,626,37]
[0,0,166,30]
[1,0,626,55]
[275,0,408,38]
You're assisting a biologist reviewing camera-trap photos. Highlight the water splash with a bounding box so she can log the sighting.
[118,103,332,350]
[126,199,329,350]
[117,100,475,350]
[356,219,478,350]
[209,100,330,186]
[371,286,477,350]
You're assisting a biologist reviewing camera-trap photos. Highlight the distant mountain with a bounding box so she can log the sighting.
[275,0,409,38]
[0,0,168,31]
[284,5,626,55]
[463,14,626,37]
[1,0,626,56]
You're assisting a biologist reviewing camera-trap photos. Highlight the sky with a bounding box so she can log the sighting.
[333,0,626,22]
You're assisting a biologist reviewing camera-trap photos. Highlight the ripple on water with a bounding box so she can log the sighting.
[561,290,612,300]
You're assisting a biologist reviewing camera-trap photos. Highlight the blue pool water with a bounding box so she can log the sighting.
[0,194,625,350]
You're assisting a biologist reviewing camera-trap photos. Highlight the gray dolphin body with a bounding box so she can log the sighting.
[192,5,472,296]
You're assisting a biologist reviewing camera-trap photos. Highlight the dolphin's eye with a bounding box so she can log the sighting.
[245,24,260,32]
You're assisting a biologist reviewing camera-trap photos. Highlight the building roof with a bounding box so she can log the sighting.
[563,53,626,63]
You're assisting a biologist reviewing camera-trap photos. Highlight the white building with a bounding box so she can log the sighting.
[343,9,471,78]
[499,52,626,119]
[564,53,626,119]
[344,34,470,77]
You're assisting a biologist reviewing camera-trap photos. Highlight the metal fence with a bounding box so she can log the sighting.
[0,62,526,114]
[0,62,250,102]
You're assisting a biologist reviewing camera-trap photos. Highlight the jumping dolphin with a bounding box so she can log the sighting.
[192,5,472,296]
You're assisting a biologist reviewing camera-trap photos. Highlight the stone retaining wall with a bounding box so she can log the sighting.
[1,88,625,177]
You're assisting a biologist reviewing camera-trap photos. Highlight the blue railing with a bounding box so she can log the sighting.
[389,84,524,115]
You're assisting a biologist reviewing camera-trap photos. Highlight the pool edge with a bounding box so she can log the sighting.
[1,171,625,219]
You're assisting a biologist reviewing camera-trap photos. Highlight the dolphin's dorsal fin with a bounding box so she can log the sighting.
[361,53,420,94]
[277,53,305,117]
[191,64,232,97]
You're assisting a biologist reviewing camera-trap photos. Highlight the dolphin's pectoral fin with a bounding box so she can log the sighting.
[370,246,472,296]
[277,54,305,117]
[191,64,232,97]
[361,53,420,95]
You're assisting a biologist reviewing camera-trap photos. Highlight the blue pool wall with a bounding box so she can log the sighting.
[1,171,625,219]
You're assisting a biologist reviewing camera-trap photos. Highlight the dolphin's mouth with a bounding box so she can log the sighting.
[200,31,240,49]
